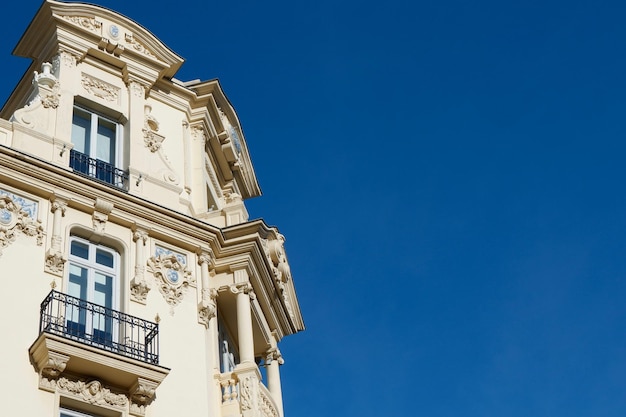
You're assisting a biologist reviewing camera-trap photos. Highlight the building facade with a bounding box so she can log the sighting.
[0,1,304,417]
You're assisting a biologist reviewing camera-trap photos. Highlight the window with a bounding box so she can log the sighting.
[66,236,120,346]
[70,106,127,188]
[60,408,100,417]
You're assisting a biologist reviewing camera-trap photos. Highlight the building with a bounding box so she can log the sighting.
[0,1,304,417]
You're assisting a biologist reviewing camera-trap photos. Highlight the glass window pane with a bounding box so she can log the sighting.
[96,118,116,163]
[96,249,114,267]
[93,272,113,308]
[71,110,91,154]
[68,264,88,299]
[70,240,89,259]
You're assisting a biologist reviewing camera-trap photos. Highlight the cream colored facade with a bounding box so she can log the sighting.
[0,1,304,417]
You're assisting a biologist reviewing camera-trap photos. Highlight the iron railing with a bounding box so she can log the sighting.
[69,150,129,190]
[39,290,160,365]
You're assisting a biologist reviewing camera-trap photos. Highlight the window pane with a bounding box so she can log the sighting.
[71,110,91,154]
[93,272,113,308]
[68,264,88,299]
[96,249,114,267]
[70,240,89,259]
[96,118,116,163]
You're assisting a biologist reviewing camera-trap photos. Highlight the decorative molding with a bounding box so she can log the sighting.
[56,377,128,408]
[81,73,119,103]
[198,288,217,327]
[124,32,156,58]
[143,105,164,152]
[191,125,207,143]
[265,347,285,366]
[129,378,158,417]
[259,385,280,417]
[0,194,44,256]
[129,80,146,98]
[45,198,68,276]
[229,282,256,300]
[148,245,194,309]
[264,235,295,320]
[38,351,69,391]
[131,229,150,303]
[62,15,103,33]
[92,198,113,235]
[59,50,78,67]
[240,376,253,411]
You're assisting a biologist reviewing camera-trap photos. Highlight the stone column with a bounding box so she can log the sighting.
[230,282,255,364]
[266,347,285,417]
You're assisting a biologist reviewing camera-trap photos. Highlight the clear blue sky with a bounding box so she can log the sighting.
[3,1,626,416]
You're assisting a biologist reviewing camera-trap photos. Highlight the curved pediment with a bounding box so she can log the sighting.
[14,0,183,81]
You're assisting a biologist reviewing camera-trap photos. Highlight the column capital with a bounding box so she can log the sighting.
[229,282,255,299]
[133,228,149,243]
[197,249,214,266]
[50,198,68,215]
[266,347,284,365]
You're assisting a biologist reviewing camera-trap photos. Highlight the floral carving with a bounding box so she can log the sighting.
[81,74,119,102]
[240,376,253,411]
[125,33,156,58]
[56,378,128,408]
[62,15,103,33]
[143,130,165,152]
[0,195,44,256]
[259,386,279,417]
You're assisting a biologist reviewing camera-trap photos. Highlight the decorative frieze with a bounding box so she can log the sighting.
[62,15,103,33]
[81,73,120,103]
[56,378,128,408]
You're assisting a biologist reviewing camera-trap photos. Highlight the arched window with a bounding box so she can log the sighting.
[66,236,120,345]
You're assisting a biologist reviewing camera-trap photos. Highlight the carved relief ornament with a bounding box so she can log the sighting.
[62,15,103,33]
[0,194,44,256]
[82,74,120,103]
[124,33,156,58]
[198,287,217,327]
[148,246,194,308]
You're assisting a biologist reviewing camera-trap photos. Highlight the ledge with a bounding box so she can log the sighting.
[29,332,169,390]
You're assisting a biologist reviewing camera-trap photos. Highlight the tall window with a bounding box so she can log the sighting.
[70,106,126,188]
[66,236,120,345]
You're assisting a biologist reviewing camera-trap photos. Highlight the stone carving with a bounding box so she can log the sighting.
[191,125,207,143]
[130,379,157,416]
[62,15,103,33]
[82,74,119,102]
[265,347,285,366]
[125,33,156,58]
[223,190,242,204]
[129,80,146,98]
[259,386,279,417]
[33,62,60,109]
[265,234,295,320]
[59,50,78,67]
[92,198,113,234]
[142,105,164,152]
[148,246,194,308]
[239,376,253,411]
[0,194,44,256]
[131,229,150,303]
[56,378,128,408]
[45,198,67,276]
[198,287,217,327]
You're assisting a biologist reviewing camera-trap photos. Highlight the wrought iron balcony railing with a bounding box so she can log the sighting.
[69,150,129,190]
[38,290,160,365]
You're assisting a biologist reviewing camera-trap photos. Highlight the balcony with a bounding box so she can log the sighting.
[30,291,169,404]
[38,290,159,364]
[70,150,128,190]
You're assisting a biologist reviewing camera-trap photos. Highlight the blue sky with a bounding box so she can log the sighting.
[3,1,626,416]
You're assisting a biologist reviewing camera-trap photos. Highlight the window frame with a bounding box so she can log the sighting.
[71,105,123,168]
